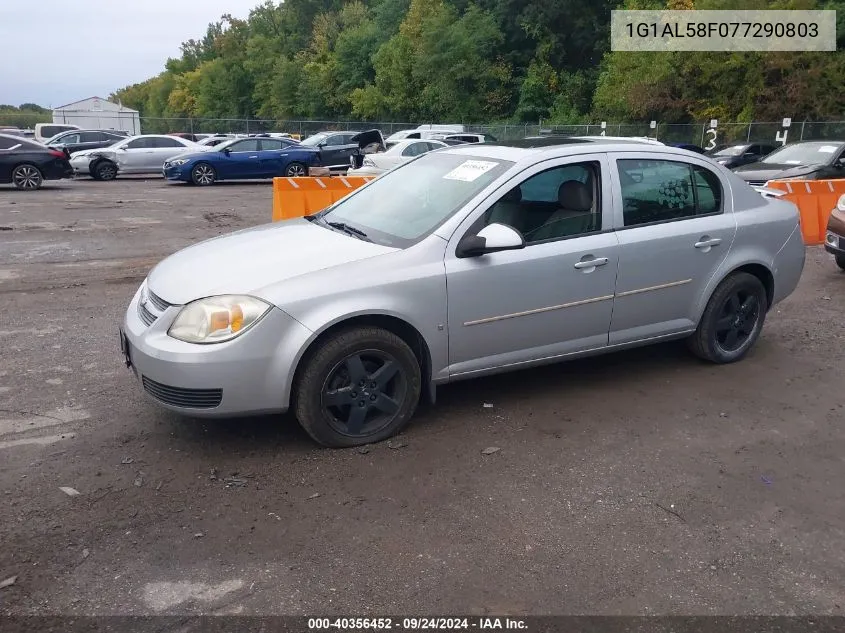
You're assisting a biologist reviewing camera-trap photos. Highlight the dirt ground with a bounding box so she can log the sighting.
[0,177,844,617]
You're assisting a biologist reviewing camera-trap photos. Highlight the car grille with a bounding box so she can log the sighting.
[137,288,174,327]
[138,301,157,326]
[147,290,172,312]
[142,376,223,409]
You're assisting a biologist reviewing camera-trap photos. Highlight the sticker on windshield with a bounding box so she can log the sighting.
[818,145,839,153]
[443,160,499,182]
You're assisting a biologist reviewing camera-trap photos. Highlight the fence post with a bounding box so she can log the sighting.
[699,123,706,147]
[246,118,250,135]
[800,121,806,141]
[746,125,752,142]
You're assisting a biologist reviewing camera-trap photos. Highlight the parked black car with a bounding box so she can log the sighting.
[46,129,128,155]
[300,131,362,171]
[348,129,387,169]
[733,141,845,185]
[0,133,73,190]
[707,142,779,169]
[671,143,707,154]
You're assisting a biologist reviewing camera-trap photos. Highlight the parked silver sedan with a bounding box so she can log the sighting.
[121,140,805,447]
[70,134,204,180]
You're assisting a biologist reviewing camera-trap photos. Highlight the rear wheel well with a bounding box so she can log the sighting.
[292,314,432,405]
[731,263,774,310]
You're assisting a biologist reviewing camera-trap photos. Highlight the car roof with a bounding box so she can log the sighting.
[440,138,711,164]
[0,133,42,146]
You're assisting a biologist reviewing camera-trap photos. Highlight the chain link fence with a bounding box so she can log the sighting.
[3,112,845,146]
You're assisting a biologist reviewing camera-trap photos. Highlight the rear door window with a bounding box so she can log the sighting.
[154,137,186,148]
[617,159,723,227]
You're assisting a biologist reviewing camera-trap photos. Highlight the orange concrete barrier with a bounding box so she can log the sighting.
[765,179,845,245]
[272,176,375,222]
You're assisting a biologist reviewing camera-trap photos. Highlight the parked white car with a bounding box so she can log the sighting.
[348,139,448,176]
[70,134,207,180]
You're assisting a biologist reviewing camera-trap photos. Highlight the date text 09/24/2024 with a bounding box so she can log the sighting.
[307,618,528,630]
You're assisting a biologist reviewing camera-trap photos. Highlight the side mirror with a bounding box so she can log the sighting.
[223,147,231,155]
[456,223,525,258]
[317,141,327,148]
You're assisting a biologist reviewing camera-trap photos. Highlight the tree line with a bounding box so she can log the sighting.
[109,0,845,126]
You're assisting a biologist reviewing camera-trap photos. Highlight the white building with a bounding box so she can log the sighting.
[52,97,140,134]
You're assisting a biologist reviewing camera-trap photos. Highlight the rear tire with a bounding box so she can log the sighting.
[294,327,422,447]
[191,162,216,186]
[93,160,117,181]
[285,162,307,177]
[687,272,768,364]
[12,164,43,190]
[836,255,845,271]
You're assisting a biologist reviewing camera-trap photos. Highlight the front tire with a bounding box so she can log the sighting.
[93,160,117,181]
[836,254,845,271]
[285,162,307,177]
[12,164,43,190]
[294,327,422,447]
[191,162,216,186]
[688,272,768,364]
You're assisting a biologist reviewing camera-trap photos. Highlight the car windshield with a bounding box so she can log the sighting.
[712,145,746,157]
[761,142,843,165]
[320,153,513,247]
[300,133,328,147]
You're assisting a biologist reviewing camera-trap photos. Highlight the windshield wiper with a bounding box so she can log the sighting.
[327,221,371,241]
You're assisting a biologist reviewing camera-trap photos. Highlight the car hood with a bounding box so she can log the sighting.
[733,162,824,181]
[146,219,398,305]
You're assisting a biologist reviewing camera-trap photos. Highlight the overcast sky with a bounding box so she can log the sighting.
[0,0,260,108]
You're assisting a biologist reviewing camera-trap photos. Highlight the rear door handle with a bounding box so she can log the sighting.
[574,257,609,270]
[694,237,722,249]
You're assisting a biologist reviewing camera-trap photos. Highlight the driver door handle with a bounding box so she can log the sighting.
[695,237,722,249]
[574,257,609,270]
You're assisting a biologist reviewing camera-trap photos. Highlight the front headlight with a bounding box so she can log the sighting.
[837,194,845,212]
[363,158,375,167]
[168,295,271,344]
[169,158,189,166]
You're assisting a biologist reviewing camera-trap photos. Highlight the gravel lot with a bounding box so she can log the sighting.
[0,177,844,616]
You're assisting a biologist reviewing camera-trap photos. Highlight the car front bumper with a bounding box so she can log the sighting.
[162,165,189,181]
[70,157,92,176]
[121,283,314,418]
[824,230,845,256]
[824,208,845,257]
[347,166,384,177]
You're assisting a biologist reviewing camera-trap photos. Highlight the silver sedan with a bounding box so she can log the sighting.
[121,140,805,447]
[70,134,204,180]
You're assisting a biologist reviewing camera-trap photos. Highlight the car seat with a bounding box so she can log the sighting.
[528,180,595,241]
[486,185,524,231]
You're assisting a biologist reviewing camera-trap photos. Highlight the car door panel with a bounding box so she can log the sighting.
[608,153,737,345]
[445,153,619,377]
[218,140,261,179]
[258,140,289,176]
[119,139,153,173]
[446,233,620,376]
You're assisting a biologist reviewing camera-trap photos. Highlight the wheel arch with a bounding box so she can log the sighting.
[289,312,435,409]
[696,260,775,326]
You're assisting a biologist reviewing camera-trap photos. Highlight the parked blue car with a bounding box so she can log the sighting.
[162,137,319,185]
